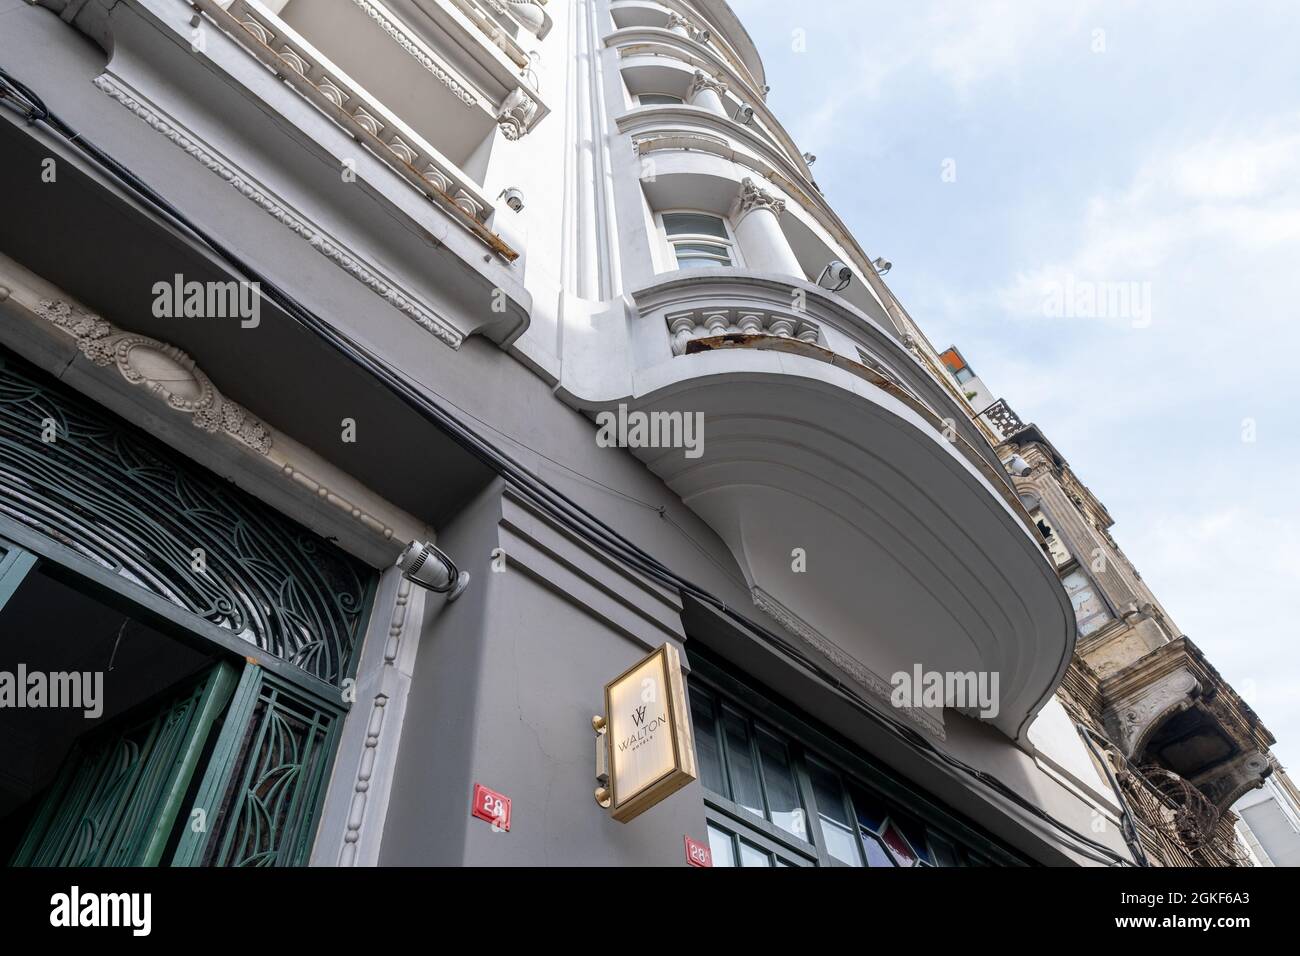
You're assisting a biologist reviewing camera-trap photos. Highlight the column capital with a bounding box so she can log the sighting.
[734,177,786,219]
[689,69,728,99]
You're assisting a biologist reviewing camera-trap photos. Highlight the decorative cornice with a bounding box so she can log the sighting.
[34,299,273,455]
[349,0,480,107]
[735,176,786,219]
[92,74,464,349]
[751,586,946,740]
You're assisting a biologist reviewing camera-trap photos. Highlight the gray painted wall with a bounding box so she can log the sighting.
[0,0,1133,866]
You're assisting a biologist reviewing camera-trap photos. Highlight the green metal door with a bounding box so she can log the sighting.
[10,661,238,867]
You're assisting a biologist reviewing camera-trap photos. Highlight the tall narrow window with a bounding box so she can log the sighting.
[807,758,862,866]
[659,212,737,270]
[1062,568,1112,636]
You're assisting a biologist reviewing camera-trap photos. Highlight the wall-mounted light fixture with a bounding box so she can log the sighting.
[1003,455,1032,478]
[817,260,853,293]
[396,540,470,601]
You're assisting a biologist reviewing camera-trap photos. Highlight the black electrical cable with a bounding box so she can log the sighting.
[1077,723,1151,867]
[0,64,1135,867]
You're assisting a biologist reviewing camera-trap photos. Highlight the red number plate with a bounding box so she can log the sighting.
[472,783,511,831]
[685,835,712,867]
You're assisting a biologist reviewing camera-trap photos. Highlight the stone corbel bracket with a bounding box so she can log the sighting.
[0,255,431,567]
[497,86,542,140]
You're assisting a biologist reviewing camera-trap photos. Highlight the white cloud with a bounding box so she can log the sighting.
[923,1,1099,93]
[997,115,1300,323]
[766,0,1102,146]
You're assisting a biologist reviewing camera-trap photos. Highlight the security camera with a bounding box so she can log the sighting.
[734,103,755,125]
[498,187,525,213]
[817,260,852,293]
[691,27,712,43]
[802,152,817,165]
[871,257,892,276]
[1004,455,1032,478]
[396,540,470,601]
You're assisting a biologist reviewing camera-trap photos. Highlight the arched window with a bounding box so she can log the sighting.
[657,211,740,270]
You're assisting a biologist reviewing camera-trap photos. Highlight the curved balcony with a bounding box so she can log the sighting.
[1100,637,1275,812]
[605,27,796,166]
[609,0,767,96]
[633,154,899,330]
[563,271,1075,741]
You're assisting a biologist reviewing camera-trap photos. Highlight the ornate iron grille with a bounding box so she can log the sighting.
[0,349,373,685]
[980,398,1026,439]
[188,670,338,867]
[11,667,234,867]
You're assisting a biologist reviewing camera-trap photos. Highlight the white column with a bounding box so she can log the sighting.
[732,178,804,278]
[688,70,729,117]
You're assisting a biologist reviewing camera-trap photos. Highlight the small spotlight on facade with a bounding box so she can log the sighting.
[396,541,471,601]
[817,260,853,293]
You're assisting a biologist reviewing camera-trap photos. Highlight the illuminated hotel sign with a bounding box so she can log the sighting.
[599,644,697,823]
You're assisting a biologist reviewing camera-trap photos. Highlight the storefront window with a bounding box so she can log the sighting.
[688,654,1021,868]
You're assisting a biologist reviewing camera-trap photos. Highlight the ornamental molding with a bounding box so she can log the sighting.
[751,586,946,740]
[91,74,464,349]
[689,68,728,98]
[325,566,429,867]
[1107,666,1201,758]
[734,176,786,220]
[348,0,481,108]
[1,264,416,551]
[339,692,390,866]
[33,299,273,455]
[667,307,819,356]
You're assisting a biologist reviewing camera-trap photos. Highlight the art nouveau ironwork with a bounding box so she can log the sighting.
[0,350,372,685]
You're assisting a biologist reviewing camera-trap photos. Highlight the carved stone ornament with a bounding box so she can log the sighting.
[689,69,728,99]
[497,86,540,140]
[1111,667,1201,757]
[735,177,786,219]
[34,299,272,455]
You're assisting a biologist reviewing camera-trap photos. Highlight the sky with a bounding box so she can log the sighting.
[729,0,1300,770]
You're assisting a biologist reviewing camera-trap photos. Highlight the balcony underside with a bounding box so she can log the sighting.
[627,346,1076,740]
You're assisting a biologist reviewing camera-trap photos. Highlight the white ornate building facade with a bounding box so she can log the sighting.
[0,0,1280,866]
